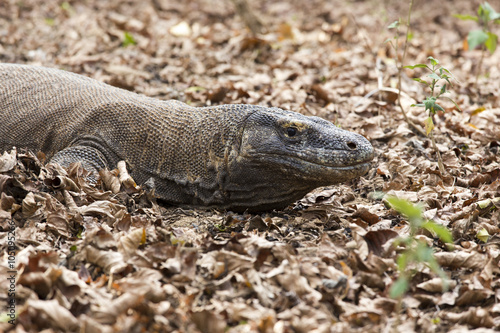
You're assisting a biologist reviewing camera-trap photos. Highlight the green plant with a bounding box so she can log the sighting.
[122,32,137,47]
[404,56,460,174]
[60,1,75,15]
[455,2,500,84]
[386,196,453,299]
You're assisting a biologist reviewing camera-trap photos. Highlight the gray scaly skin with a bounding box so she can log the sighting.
[0,64,374,211]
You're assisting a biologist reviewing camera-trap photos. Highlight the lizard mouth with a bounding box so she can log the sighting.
[292,153,374,168]
[245,152,373,184]
[253,150,374,170]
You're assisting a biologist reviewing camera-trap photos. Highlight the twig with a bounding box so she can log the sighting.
[396,0,426,137]
[429,131,445,175]
[474,45,486,89]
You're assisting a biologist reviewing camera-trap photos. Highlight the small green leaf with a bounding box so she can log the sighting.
[485,31,498,54]
[390,276,409,298]
[44,18,55,26]
[427,56,439,67]
[215,224,226,232]
[440,73,451,81]
[412,77,430,86]
[396,252,409,271]
[423,97,438,113]
[478,3,490,23]
[421,221,453,244]
[186,86,206,92]
[468,30,489,50]
[476,228,490,242]
[479,2,499,22]
[453,14,479,22]
[388,20,400,29]
[440,84,447,95]
[386,196,424,225]
[122,31,137,47]
[477,198,491,208]
[434,103,445,112]
[411,103,425,108]
[427,73,441,81]
[404,64,430,70]
[432,317,441,325]
[440,66,452,74]
[61,2,72,11]
[440,96,462,111]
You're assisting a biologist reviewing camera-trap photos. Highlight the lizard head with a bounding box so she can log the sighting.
[225,107,374,211]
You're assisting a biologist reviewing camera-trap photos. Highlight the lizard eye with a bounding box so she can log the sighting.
[286,127,298,137]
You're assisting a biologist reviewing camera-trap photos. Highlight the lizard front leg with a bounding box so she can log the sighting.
[50,145,108,175]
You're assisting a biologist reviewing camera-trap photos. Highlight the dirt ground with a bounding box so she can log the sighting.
[1,0,500,332]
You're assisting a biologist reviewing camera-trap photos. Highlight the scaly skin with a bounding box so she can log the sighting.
[0,64,374,211]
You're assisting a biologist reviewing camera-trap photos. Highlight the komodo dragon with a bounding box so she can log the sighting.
[0,64,374,211]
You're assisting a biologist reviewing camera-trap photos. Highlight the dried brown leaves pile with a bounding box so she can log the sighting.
[1,0,500,332]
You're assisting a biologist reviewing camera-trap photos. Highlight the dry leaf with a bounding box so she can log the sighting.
[0,149,17,172]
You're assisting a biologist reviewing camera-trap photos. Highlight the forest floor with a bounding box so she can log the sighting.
[1,0,500,332]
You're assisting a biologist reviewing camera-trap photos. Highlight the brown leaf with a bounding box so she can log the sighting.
[93,292,144,325]
[44,175,80,192]
[0,192,15,211]
[83,246,128,274]
[90,227,117,249]
[417,278,457,293]
[77,200,127,223]
[311,84,331,103]
[434,251,489,270]
[46,210,72,237]
[191,310,226,333]
[116,213,132,231]
[99,168,121,193]
[117,160,140,193]
[0,149,17,172]
[246,215,268,232]
[18,271,52,298]
[353,207,381,225]
[363,229,398,255]
[19,299,79,331]
[439,307,494,328]
[207,86,228,103]
[342,310,383,326]
[21,192,39,218]
[117,227,145,259]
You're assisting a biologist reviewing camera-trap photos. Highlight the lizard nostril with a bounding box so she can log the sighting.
[346,141,357,150]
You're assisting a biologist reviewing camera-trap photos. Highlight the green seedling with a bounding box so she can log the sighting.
[455,2,500,84]
[122,32,137,47]
[386,196,453,299]
[405,56,460,174]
